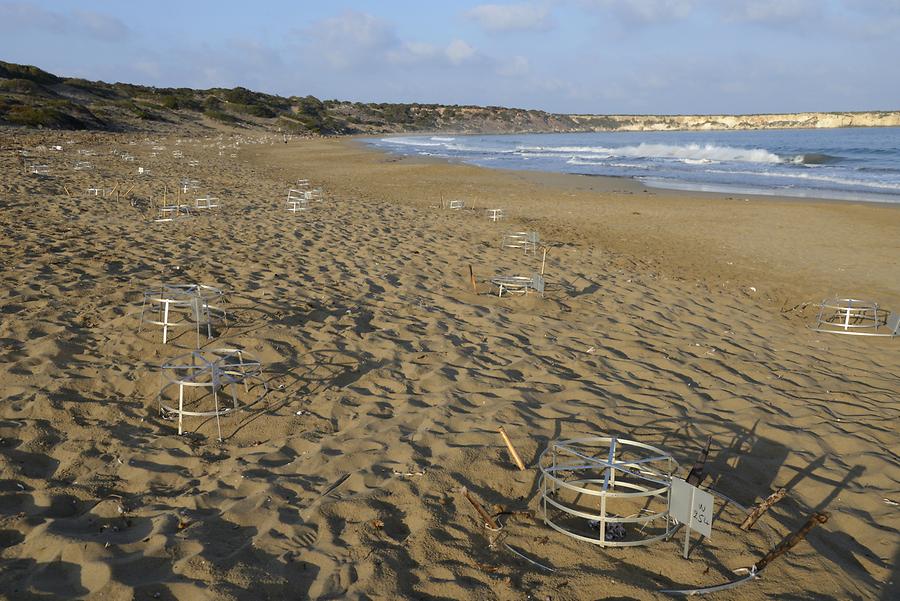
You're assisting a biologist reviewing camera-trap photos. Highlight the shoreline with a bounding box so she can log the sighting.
[257,135,900,309]
[362,132,900,208]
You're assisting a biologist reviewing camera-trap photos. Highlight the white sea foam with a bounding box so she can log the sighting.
[722,169,900,191]
[522,142,780,163]
[383,138,442,147]
[373,132,900,204]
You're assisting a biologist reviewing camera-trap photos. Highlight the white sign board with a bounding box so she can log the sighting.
[670,477,714,538]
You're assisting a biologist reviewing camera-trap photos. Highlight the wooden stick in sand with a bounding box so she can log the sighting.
[123,185,135,199]
[468,264,478,294]
[462,488,499,530]
[740,488,787,532]
[106,183,119,198]
[540,247,548,276]
[63,185,70,197]
[752,512,829,573]
[498,426,526,471]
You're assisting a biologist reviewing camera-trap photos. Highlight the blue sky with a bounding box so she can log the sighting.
[0,1,898,114]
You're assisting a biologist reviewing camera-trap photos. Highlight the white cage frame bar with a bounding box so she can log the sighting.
[811,298,900,337]
[139,284,226,345]
[158,348,265,439]
[539,436,679,547]
[486,208,506,221]
[501,231,539,255]
[490,273,545,297]
[192,196,220,210]
[286,189,310,212]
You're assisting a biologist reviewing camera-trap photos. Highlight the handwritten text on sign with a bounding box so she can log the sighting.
[670,477,713,538]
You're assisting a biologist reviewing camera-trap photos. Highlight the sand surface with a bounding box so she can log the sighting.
[0,130,897,600]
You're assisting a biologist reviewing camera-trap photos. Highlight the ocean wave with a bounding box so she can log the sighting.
[446,143,517,153]
[430,136,455,141]
[522,142,781,164]
[383,138,442,147]
[789,153,841,165]
[566,157,607,166]
[706,168,900,191]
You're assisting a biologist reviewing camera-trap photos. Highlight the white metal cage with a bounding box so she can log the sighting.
[811,298,899,337]
[490,273,545,297]
[139,284,226,346]
[286,189,310,212]
[157,348,265,439]
[539,436,679,547]
[501,231,539,255]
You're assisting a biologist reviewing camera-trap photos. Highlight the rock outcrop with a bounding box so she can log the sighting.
[568,111,900,132]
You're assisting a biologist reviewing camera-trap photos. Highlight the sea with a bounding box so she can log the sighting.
[368,127,900,204]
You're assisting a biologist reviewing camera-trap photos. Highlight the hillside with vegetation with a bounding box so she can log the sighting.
[1,60,898,135]
[0,60,576,135]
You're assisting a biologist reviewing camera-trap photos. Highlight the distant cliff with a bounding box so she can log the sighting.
[569,111,900,131]
[1,60,897,134]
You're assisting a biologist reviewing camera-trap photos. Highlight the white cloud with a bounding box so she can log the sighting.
[721,0,821,24]
[465,3,553,32]
[445,39,476,65]
[497,55,530,77]
[0,2,129,41]
[579,0,697,25]
[386,41,439,64]
[72,9,129,40]
[307,11,479,70]
[308,10,397,69]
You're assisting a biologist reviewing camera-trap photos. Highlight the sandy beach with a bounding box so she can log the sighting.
[0,129,897,600]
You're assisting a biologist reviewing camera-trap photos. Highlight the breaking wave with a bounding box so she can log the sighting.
[520,142,781,164]
[372,129,900,204]
[790,153,841,165]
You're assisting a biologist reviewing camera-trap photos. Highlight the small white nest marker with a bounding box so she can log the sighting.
[157,348,266,439]
[486,208,505,221]
[490,247,549,297]
[192,196,220,211]
[286,189,310,212]
[811,298,899,337]
[539,436,679,547]
[154,204,193,222]
[501,231,539,255]
[490,273,545,297]
[448,200,465,210]
[139,284,226,345]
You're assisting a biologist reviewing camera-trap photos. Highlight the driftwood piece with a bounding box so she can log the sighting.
[740,488,787,531]
[686,436,713,486]
[753,512,829,573]
[462,488,499,530]
[498,426,526,471]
